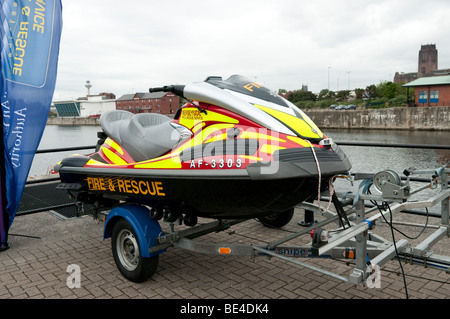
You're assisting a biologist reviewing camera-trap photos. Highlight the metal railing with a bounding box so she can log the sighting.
[18,145,98,217]
[338,141,450,150]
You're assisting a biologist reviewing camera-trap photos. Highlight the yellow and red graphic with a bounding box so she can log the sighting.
[255,104,324,141]
[79,103,327,172]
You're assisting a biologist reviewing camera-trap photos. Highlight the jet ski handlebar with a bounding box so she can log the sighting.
[149,84,185,98]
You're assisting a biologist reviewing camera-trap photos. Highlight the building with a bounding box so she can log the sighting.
[393,71,417,84]
[402,75,450,107]
[53,94,116,117]
[418,44,438,78]
[394,44,450,84]
[116,92,179,115]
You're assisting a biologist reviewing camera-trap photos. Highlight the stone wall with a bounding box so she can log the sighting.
[47,107,450,131]
[306,106,450,131]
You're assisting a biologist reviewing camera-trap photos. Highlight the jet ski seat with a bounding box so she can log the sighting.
[100,110,180,162]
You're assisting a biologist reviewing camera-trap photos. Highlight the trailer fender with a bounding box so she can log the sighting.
[103,204,164,258]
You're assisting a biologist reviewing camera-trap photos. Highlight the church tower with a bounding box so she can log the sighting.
[418,44,438,77]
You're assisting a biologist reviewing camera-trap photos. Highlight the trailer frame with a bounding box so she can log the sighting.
[101,166,449,287]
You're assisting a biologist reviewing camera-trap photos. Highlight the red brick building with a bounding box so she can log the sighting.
[115,92,180,115]
[403,75,450,106]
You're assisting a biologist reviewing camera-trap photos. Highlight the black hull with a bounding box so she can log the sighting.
[58,170,327,219]
[137,176,323,219]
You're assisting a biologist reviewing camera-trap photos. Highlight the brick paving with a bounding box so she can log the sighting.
[1,208,449,300]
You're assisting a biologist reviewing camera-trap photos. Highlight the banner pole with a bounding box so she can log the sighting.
[0,82,10,251]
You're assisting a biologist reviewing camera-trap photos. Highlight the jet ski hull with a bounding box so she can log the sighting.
[58,168,326,219]
[57,142,350,219]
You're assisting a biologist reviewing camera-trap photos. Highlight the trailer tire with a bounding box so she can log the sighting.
[111,219,159,283]
[258,208,294,228]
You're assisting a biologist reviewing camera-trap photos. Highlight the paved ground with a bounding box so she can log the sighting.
[1,206,449,303]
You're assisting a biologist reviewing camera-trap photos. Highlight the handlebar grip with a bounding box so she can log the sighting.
[149,86,172,93]
[148,84,185,97]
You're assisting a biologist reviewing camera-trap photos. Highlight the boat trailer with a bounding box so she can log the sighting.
[87,165,449,287]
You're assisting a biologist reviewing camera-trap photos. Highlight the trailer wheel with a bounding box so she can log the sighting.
[111,219,159,283]
[258,208,294,228]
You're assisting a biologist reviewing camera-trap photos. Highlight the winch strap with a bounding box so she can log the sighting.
[307,141,322,214]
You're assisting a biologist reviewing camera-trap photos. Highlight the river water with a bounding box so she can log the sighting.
[324,129,449,212]
[30,125,101,176]
[325,129,450,175]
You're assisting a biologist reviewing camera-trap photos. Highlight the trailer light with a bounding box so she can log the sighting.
[344,248,355,259]
[219,247,231,254]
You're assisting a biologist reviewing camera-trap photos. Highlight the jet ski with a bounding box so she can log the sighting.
[55,75,351,226]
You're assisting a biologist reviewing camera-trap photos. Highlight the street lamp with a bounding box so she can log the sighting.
[347,71,351,90]
[328,67,331,91]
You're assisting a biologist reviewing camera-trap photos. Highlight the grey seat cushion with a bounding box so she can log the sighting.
[100,110,180,162]
[99,110,134,145]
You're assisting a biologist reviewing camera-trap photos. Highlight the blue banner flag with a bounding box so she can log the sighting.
[1,0,62,250]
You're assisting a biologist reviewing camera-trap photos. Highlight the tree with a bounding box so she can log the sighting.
[318,89,335,100]
[384,82,396,99]
[355,88,365,100]
[336,90,351,102]
[286,90,317,103]
[377,81,405,99]
[365,84,377,99]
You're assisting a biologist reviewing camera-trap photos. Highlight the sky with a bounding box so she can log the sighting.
[53,0,450,100]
